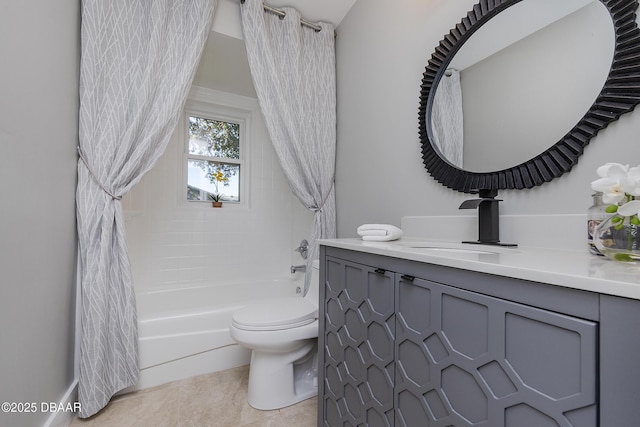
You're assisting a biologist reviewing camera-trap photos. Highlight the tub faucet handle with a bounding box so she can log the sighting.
[294,239,309,259]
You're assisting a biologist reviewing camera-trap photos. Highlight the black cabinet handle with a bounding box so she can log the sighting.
[401,274,415,282]
[374,268,386,275]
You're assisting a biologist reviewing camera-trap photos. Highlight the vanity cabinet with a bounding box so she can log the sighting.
[318,246,640,427]
[322,260,396,425]
[394,276,596,427]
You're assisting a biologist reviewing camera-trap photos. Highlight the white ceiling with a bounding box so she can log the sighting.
[213,0,357,39]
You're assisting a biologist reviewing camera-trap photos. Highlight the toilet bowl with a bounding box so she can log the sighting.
[230,260,320,410]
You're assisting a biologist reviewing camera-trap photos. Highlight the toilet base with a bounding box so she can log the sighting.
[247,339,318,410]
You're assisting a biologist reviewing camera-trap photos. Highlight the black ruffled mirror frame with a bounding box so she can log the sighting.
[419,0,640,193]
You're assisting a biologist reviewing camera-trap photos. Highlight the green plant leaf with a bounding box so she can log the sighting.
[614,253,633,262]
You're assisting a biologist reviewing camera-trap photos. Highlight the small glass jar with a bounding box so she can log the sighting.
[594,214,640,263]
[587,192,607,256]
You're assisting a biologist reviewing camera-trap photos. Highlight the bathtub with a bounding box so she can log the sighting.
[131,276,301,391]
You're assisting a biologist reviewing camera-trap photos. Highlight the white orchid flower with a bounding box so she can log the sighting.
[591,162,634,204]
[627,166,640,196]
[596,162,629,177]
[619,200,640,217]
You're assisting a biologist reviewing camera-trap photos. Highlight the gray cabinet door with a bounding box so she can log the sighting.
[322,257,396,426]
[395,276,598,427]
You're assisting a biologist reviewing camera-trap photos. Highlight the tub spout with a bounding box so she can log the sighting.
[291,264,306,274]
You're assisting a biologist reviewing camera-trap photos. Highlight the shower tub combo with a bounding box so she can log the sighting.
[132,275,301,390]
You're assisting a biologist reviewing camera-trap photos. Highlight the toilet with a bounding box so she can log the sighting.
[230,260,320,410]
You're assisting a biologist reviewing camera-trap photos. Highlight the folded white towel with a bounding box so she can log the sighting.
[357,224,403,241]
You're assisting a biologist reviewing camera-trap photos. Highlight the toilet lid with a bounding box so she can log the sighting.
[232,297,318,331]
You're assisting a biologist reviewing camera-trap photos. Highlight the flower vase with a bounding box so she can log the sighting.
[593,215,640,263]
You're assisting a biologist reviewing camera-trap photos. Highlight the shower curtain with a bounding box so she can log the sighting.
[431,69,464,168]
[76,0,216,417]
[240,0,337,294]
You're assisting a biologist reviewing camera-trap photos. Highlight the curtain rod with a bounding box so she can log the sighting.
[239,0,325,33]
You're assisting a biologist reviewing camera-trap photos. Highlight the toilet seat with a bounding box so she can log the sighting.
[232,297,318,331]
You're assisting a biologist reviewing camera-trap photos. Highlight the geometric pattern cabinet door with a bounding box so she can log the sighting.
[322,257,396,427]
[395,276,598,427]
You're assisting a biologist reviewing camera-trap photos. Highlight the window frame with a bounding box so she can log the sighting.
[181,89,252,209]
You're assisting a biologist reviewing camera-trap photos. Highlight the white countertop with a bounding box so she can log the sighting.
[320,238,640,300]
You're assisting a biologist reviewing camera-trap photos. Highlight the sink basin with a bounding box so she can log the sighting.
[394,241,501,255]
[407,246,498,255]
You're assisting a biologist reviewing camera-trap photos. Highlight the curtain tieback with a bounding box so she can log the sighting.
[311,180,335,213]
[77,146,122,200]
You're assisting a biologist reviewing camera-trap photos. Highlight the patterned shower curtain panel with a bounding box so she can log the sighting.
[76,0,216,417]
[431,69,464,168]
[240,0,337,293]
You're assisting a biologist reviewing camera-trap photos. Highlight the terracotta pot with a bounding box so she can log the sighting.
[212,201,223,208]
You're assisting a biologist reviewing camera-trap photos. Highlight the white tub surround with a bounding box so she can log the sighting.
[129,277,300,391]
[319,237,640,300]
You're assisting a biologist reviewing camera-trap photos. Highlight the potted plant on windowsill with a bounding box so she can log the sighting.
[208,193,223,208]
[207,169,229,208]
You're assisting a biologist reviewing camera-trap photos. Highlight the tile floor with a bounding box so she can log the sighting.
[70,365,317,427]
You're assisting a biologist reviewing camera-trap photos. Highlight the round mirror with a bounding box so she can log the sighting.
[435,0,613,173]
[419,0,640,193]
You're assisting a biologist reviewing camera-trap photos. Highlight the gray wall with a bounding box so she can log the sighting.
[0,1,80,426]
[335,0,640,237]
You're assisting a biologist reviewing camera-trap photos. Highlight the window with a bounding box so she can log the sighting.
[182,88,253,208]
[185,114,243,203]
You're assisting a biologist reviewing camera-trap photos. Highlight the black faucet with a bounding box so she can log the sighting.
[459,189,517,247]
